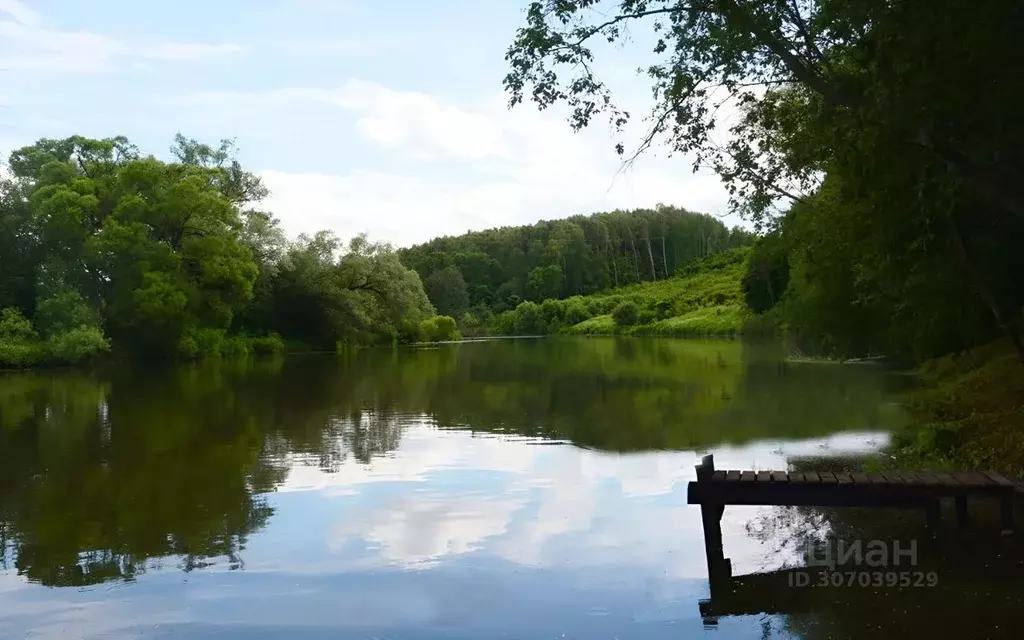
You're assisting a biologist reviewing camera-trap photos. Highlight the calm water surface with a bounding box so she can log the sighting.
[1,337,1022,639]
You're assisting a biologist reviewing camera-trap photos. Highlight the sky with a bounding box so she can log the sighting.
[0,0,742,247]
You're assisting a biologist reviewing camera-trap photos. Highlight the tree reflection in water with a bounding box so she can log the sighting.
[0,337,905,588]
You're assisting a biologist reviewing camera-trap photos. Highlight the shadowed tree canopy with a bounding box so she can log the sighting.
[424,265,470,317]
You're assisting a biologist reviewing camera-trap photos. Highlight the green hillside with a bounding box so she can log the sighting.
[398,205,754,326]
[489,247,755,338]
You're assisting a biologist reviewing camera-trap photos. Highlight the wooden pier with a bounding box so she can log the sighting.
[687,454,1024,580]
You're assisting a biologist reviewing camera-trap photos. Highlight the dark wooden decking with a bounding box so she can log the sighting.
[687,454,1023,580]
[688,464,1024,507]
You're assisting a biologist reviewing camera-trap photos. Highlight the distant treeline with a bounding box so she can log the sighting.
[399,206,754,323]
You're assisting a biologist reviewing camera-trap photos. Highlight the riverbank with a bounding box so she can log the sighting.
[882,339,1024,475]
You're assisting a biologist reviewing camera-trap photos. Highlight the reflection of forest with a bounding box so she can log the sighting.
[399,337,905,449]
[0,337,904,587]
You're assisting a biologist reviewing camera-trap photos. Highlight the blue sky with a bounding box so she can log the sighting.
[0,0,739,246]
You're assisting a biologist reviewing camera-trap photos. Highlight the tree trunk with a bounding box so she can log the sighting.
[611,248,619,287]
[561,256,567,296]
[626,224,641,282]
[645,233,657,280]
[944,211,1024,364]
[661,236,669,277]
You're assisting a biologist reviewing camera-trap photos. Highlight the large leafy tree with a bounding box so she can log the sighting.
[12,139,260,356]
[505,0,1024,360]
[4,135,262,357]
[265,232,434,348]
[0,177,37,314]
[424,265,470,317]
[505,0,1022,222]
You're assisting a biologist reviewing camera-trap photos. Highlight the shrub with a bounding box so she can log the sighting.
[420,315,461,342]
[563,300,591,326]
[638,310,657,325]
[0,307,38,342]
[540,298,564,329]
[0,308,48,368]
[0,341,47,368]
[250,333,285,354]
[221,335,253,357]
[35,291,100,339]
[653,299,674,320]
[193,328,226,356]
[491,310,518,335]
[611,301,639,327]
[47,327,110,364]
[458,312,481,336]
[513,301,547,334]
[176,334,199,360]
[599,296,623,314]
[397,319,425,344]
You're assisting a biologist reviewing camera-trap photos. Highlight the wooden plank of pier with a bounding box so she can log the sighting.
[687,454,1022,569]
[688,458,1020,509]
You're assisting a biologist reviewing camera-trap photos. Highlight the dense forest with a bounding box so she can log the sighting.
[399,207,753,329]
[0,135,455,367]
[505,0,1024,365]
[0,134,750,369]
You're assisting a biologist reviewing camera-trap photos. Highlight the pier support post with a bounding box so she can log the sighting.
[696,454,730,580]
[926,500,941,533]
[1000,496,1015,535]
[955,494,970,528]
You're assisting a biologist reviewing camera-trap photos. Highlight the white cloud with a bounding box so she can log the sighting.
[0,0,38,25]
[218,79,739,245]
[268,32,411,58]
[142,42,247,61]
[259,160,732,247]
[336,80,508,160]
[0,11,245,74]
[329,492,529,568]
[0,21,124,73]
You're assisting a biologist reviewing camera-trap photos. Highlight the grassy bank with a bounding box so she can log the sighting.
[883,340,1024,475]
[491,248,764,338]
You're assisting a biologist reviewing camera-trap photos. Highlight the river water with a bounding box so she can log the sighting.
[1,337,1022,638]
